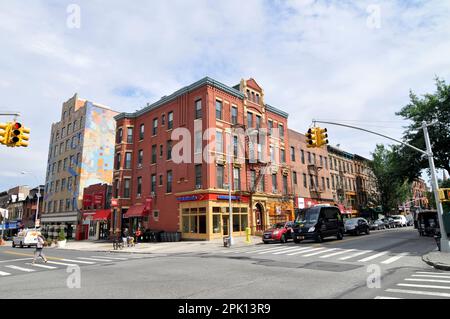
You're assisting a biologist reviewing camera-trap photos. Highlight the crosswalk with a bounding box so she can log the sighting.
[215,244,409,265]
[0,254,147,277]
[376,271,450,299]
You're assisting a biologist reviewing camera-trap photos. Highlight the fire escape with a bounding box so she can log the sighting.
[336,165,347,207]
[308,159,324,200]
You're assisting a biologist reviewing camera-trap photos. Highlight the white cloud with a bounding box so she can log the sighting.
[0,0,449,190]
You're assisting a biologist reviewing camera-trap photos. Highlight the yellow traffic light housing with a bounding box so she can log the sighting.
[316,128,329,147]
[0,122,11,145]
[306,128,318,148]
[0,122,30,147]
[440,188,450,202]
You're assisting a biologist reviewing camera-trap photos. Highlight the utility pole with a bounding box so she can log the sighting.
[313,119,450,252]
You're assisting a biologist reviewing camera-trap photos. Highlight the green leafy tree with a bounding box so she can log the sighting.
[396,78,450,178]
[58,228,66,241]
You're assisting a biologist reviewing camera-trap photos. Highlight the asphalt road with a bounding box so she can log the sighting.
[0,227,442,299]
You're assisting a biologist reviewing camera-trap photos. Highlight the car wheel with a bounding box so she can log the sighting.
[280,235,286,243]
[263,240,269,244]
[293,238,301,244]
[337,231,344,240]
[366,227,370,235]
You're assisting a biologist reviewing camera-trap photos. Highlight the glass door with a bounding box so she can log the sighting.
[222,215,229,236]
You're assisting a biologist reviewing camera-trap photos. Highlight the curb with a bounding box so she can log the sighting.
[422,255,450,271]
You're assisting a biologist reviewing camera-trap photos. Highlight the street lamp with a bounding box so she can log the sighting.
[20,171,41,230]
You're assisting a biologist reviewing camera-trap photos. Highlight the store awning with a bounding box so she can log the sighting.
[92,210,111,221]
[123,205,146,218]
[337,204,346,213]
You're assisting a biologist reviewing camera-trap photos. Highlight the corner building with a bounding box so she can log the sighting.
[114,77,294,240]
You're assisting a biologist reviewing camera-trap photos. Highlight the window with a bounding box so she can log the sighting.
[256,115,261,129]
[303,173,307,188]
[307,152,311,164]
[217,165,224,189]
[320,155,323,167]
[123,179,130,198]
[182,207,207,234]
[268,120,273,135]
[233,135,238,157]
[161,114,166,126]
[67,177,72,191]
[281,149,286,163]
[116,153,121,170]
[324,158,328,170]
[168,111,173,130]
[61,178,66,191]
[330,157,333,170]
[326,178,330,190]
[279,124,284,140]
[137,177,142,197]
[195,164,202,187]
[66,199,71,211]
[195,99,202,119]
[114,179,119,198]
[301,150,305,164]
[293,172,298,184]
[231,106,237,124]
[59,143,63,154]
[160,144,163,158]
[67,123,72,135]
[127,127,133,143]
[61,127,66,137]
[151,174,156,193]
[270,146,275,162]
[69,155,74,168]
[256,94,260,104]
[216,131,223,154]
[272,174,278,193]
[313,153,316,164]
[65,140,69,151]
[159,175,163,186]
[57,160,62,173]
[233,167,240,190]
[125,152,132,169]
[216,100,223,120]
[138,150,143,166]
[167,170,173,193]
[151,145,157,163]
[283,175,288,195]
[152,118,158,135]
[195,131,202,153]
[59,199,63,212]
[167,140,172,160]
[55,180,60,193]
[73,120,78,132]
[291,147,296,162]
[117,127,123,143]
[322,177,325,190]
[139,124,144,140]
[247,112,253,128]
[63,158,68,170]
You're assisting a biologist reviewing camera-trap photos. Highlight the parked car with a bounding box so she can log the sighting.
[263,221,295,243]
[382,217,396,229]
[392,215,407,227]
[369,219,386,230]
[405,214,414,226]
[345,218,370,235]
[292,205,345,243]
[417,210,439,236]
[12,229,42,248]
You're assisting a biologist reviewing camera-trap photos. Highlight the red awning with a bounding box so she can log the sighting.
[123,205,146,218]
[337,204,346,213]
[92,209,111,221]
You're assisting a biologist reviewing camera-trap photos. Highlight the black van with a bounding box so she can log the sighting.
[292,205,345,243]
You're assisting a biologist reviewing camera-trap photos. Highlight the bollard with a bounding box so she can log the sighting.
[245,227,252,244]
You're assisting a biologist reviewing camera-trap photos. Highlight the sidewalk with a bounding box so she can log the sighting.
[57,236,262,254]
[422,250,450,271]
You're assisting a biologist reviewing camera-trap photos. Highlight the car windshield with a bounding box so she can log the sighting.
[272,223,285,229]
[297,209,320,224]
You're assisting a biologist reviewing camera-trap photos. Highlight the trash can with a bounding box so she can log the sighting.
[223,236,230,247]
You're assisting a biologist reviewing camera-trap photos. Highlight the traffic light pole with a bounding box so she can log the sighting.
[313,119,450,252]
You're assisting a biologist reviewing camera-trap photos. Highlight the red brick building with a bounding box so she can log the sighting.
[80,183,112,240]
[113,77,294,240]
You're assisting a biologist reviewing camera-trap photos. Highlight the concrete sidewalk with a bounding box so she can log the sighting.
[56,236,262,254]
[422,250,450,271]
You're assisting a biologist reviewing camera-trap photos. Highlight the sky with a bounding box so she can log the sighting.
[0,0,449,190]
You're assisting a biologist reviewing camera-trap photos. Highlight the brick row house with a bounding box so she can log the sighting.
[113,77,294,240]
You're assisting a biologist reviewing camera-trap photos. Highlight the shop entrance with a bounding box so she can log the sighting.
[222,215,229,236]
[255,203,265,232]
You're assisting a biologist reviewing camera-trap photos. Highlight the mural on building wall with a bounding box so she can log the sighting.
[78,102,117,206]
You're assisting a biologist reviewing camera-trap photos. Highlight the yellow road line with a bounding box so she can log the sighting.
[1,250,63,260]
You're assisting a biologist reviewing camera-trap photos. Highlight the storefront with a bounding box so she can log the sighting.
[122,204,150,236]
[82,209,111,240]
[178,193,250,241]
[250,195,294,235]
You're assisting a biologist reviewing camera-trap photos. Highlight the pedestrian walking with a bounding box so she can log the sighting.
[122,228,129,247]
[32,234,48,264]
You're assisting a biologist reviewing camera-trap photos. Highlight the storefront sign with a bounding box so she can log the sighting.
[94,193,104,205]
[217,195,241,201]
[177,194,249,203]
[83,194,93,207]
[177,195,201,202]
[111,199,118,207]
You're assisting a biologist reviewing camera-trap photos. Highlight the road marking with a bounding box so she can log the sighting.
[374,296,403,299]
[60,259,96,264]
[412,274,450,279]
[77,257,113,262]
[415,271,450,277]
[5,265,35,272]
[386,288,450,298]
[46,261,76,267]
[405,278,450,284]
[320,249,356,259]
[287,247,324,256]
[381,252,409,264]
[358,251,389,262]
[272,247,312,255]
[248,246,291,254]
[0,271,11,276]
[0,258,33,264]
[303,248,338,257]
[398,283,450,290]
[339,250,373,260]
[91,256,128,260]
[26,263,58,269]
[257,247,298,255]
[224,244,283,253]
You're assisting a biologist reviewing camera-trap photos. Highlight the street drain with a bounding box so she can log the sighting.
[301,261,362,272]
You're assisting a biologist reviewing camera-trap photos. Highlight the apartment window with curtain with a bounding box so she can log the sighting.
[167,171,173,193]
[139,124,144,140]
[168,111,173,130]
[231,106,238,124]
[233,135,238,157]
[115,153,121,170]
[151,174,156,193]
[216,131,223,154]
[268,120,273,135]
[233,167,240,190]
[167,140,172,160]
[151,145,157,163]
[127,127,133,143]
[293,172,298,185]
[281,149,286,163]
[152,118,158,135]
[116,128,122,144]
[123,179,130,198]
[272,174,278,193]
[256,115,261,129]
[303,173,307,188]
[125,152,132,169]
[137,177,142,197]
[217,165,224,189]
[283,175,288,195]
[216,100,223,120]
[195,164,202,187]
[162,114,166,126]
[291,147,295,162]
[138,150,143,166]
[279,124,284,140]
[195,99,202,119]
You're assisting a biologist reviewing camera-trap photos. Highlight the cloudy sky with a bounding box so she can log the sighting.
[0,0,449,190]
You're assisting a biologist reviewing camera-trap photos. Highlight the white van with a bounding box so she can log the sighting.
[12,229,42,248]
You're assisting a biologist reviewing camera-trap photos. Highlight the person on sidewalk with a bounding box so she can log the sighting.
[32,235,48,264]
[122,228,129,247]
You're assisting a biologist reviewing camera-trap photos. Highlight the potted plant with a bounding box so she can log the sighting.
[57,229,67,248]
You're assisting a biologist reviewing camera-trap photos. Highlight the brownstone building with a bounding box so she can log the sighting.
[113,77,294,240]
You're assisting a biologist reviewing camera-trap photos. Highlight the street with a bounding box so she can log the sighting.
[0,227,442,299]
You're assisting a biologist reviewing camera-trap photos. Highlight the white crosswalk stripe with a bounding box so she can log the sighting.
[78,257,114,262]
[381,252,409,264]
[0,271,11,276]
[415,271,450,277]
[303,248,338,257]
[91,256,129,260]
[339,250,373,260]
[60,259,96,264]
[272,247,312,255]
[287,247,324,256]
[386,288,450,298]
[250,246,291,254]
[405,278,450,284]
[375,296,403,299]
[5,265,35,272]
[46,261,77,267]
[412,274,450,279]
[358,251,389,262]
[398,283,450,290]
[320,249,356,259]
[26,263,58,269]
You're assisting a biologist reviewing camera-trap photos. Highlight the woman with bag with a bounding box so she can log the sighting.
[32,234,48,264]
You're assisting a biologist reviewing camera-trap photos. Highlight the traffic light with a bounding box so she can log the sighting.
[316,127,329,147]
[439,188,450,202]
[305,128,318,148]
[0,123,11,145]
[0,122,30,147]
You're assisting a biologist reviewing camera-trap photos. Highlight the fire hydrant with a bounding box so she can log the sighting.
[245,227,251,244]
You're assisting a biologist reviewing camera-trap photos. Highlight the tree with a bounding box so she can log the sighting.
[370,144,412,214]
[396,78,450,177]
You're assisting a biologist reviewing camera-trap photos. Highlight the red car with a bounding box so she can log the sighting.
[262,221,295,244]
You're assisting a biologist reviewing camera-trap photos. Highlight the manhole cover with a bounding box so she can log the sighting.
[302,261,362,272]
